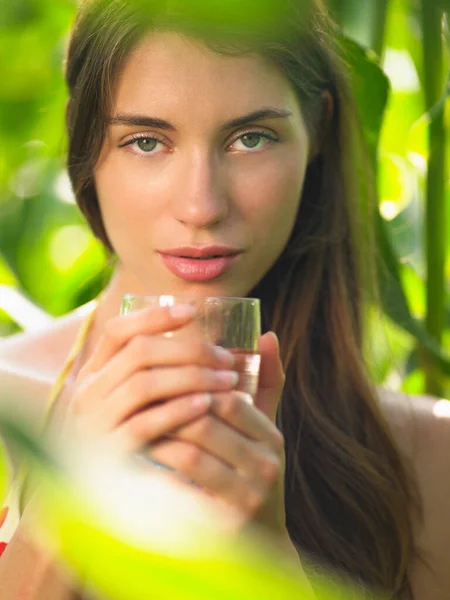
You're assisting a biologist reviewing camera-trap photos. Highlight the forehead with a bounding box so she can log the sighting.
[112,30,302,120]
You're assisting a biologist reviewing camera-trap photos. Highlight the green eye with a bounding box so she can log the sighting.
[234,131,279,151]
[137,138,158,152]
[240,133,262,148]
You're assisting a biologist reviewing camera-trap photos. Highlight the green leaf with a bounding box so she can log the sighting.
[341,36,390,156]
[343,36,450,376]
[0,253,18,286]
[0,410,364,600]
[374,209,450,375]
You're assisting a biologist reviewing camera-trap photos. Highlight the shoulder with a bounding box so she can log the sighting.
[0,301,96,376]
[379,387,450,598]
[378,387,450,469]
[378,387,445,459]
[0,301,96,418]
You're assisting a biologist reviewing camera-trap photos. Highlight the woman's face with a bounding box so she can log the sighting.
[95,31,311,297]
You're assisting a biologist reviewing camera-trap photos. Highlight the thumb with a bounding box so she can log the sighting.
[255,332,285,421]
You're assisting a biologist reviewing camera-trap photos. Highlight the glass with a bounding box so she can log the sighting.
[121,295,261,397]
[121,295,261,474]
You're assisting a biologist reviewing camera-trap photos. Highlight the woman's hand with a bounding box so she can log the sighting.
[147,331,287,535]
[62,305,239,457]
[61,307,288,540]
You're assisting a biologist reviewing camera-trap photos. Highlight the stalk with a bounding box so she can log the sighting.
[368,0,389,59]
[420,2,447,396]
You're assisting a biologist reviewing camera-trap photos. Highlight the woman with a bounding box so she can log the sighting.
[0,0,448,597]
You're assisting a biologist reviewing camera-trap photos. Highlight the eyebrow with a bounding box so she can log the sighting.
[107,108,293,131]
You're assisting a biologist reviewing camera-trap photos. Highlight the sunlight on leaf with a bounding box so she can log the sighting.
[408,113,430,162]
[0,253,18,286]
[49,226,93,273]
[399,264,425,318]
[382,49,420,93]
[378,152,414,218]
[402,369,425,395]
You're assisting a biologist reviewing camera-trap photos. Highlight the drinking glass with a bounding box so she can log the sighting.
[121,295,261,398]
[121,295,261,473]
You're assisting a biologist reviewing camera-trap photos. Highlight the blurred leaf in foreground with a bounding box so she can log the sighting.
[0,440,9,505]
[0,404,368,600]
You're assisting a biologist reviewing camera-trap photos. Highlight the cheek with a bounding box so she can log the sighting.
[95,155,167,228]
[233,152,306,228]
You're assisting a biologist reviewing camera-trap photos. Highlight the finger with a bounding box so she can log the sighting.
[169,414,280,486]
[77,335,235,405]
[209,391,285,451]
[255,332,285,420]
[110,393,212,453]
[149,438,267,515]
[88,366,239,427]
[79,305,196,377]
[257,332,284,391]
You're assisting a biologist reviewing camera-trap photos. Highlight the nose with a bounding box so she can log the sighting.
[170,150,229,229]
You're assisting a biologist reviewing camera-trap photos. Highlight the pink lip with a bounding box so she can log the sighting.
[158,253,242,281]
[160,245,241,258]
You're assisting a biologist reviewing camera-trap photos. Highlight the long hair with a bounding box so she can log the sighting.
[64,1,420,596]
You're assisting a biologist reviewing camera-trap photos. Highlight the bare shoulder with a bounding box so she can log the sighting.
[0,301,96,378]
[0,302,96,420]
[379,387,450,598]
[377,387,447,461]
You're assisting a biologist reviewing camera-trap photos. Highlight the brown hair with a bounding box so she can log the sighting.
[65,1,420,596]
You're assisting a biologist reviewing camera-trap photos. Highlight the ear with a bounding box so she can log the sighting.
[308,90,334,163]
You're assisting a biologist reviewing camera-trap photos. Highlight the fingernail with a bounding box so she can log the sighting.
[215,370,239,388]
[269,331,280,348]
[169,304,195,319]
[235,391,254,405]
[191,393,212,409]
[213,346,235,367]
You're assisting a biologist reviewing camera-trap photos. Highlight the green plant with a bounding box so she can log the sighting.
[329,0,450,398]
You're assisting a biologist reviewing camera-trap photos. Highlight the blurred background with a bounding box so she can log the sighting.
[0,0,449,399]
